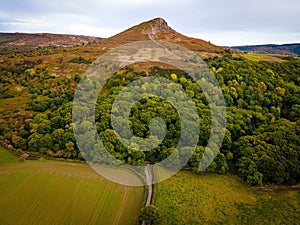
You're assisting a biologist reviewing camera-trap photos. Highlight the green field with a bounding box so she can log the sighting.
[0,148,144,225]
[155,171,300,225]
[1,146,300,225]
[0,146,20,165]
[242,53,285,62]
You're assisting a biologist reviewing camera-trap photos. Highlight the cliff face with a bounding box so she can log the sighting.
[149,17,177,34]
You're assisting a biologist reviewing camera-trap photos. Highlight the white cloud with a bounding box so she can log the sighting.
[0,0,299,45]
[68,23,119,37]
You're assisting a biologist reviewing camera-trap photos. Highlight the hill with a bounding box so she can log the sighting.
[0,32,102,49]
[231,43,300,56]
[0,18,225,58]
[104,18,223,56]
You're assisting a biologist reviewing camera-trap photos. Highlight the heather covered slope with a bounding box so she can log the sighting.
[0,32,102,48]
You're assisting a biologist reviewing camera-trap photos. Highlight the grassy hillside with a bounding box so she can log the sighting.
[0,159,144,225]
[155,171,300,225]
[242,53,285,62]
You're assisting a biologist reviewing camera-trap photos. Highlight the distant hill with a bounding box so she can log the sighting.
[231,43,300,56]
[0,32,102,48]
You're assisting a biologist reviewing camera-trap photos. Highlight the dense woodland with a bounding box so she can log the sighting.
[0,49,299,186]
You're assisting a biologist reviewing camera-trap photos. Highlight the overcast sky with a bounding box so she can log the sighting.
[0,0,299,46]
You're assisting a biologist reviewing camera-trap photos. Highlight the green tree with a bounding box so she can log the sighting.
[139,205,162,224]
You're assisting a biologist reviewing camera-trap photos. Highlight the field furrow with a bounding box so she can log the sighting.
[114,187,129,225]
[0,159,144,225]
